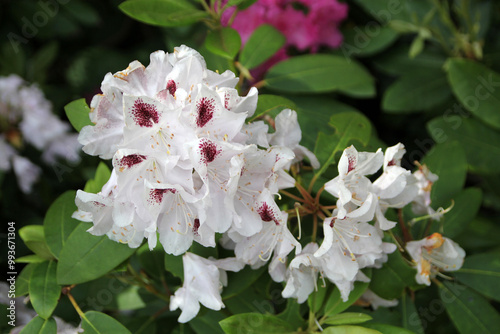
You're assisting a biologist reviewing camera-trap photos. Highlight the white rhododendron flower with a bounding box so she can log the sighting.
[406,233,465,285]
[0,74,81,193]
[73,46,317,259]
[170,252,244,323]
[360,289,398,310]
[412,163,441,220]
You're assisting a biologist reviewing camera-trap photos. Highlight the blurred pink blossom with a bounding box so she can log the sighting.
[222,0,348,79]
[222,0,348,51]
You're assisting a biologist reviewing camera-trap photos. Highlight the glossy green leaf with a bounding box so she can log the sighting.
[422,141,467,207]
[137,242,165,279]
[16,254,47,263]
[15,263,36,297]
[323,325,381,334]
[361,323,414,334]
[427,117,500,174]
[265,55,375,97]
[324,269,372,317]
[19,225,54,260]
[164,252,184,280]
[369,251,417,299]
[236,0,258,10]
[439,281,500,334]
[446,58,500,130]
[64,98,93,132]
[190,310,225,334]
[19,316,57,334]
[219,313,294,334]
[251,94,296,120]
[44,190,80,259]
[324,313,372,325]
[453,253,500,301]
[205,28,241,60]
[29,261,60,319]
[82,311,132,334]
[308,284,331,315]
[314,111,372,179]
[83,162,112,194]
[373,46,446,76]
[119,0,207,27]
[432,187,482,238]
[400,292,424,334]
[222,265,266,299]
[57,223,136,285]
[341,26,398,58]
[240,24,285,69]
[276,299,306,330]
[455,217,500,250]
[382,70,452,113]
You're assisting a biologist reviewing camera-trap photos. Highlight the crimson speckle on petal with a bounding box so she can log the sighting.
[150,188,176,204]
[258,203,279,225]
[167,80,177,96]
[119,154,147,169]
[199,140,219,165]
[193,218,200,236]
[132,98,159,127]
[347,155,356,173]
[387,159,396,166]
[196,97,215,127]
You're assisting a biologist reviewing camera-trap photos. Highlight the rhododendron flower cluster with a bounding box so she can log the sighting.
[0,74,81,193]
[73,46,465,323]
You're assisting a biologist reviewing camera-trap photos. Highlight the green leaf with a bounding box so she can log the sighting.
[445,58,500,130]
[421,141,467,207]
[19,316,57,334]
[240,24,285,69]
[236,0,258,10]
[189,310,225,334]
[205,28,241,60]
[265,55,375,97]
[369,251,417,299]
[15,263,36,297]
[83,162,112,193]
[19,225,54,260]
[308,284,331,315]
[82,311,132,334]
[399,292,424,334]
[222,265,266,299]
[341,26,398,58]
[164,253,184,280]
[373,46,446,76]
[16,254,47,263]
[276,299,306,330]
[324,313,373,325]
[427,117,500,174]
[453,253,500,302]
[29,261,60,319]
[322,325,382,334]
[314,111,372,179]
[64,98,93,132]
[431,187,482,238]
[57,223,136,285]
[219,313,294,334]
[31,42,59,84]
[438,281,500,334]
[137,242,165,279]
[324,269,372,317]
[44,190,80,259]
[361,323,414,334]
[382,70,452,113]
[119,0,208,27]
[251,94,296,120]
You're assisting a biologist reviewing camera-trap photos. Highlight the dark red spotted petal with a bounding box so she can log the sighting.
[196,97,215,127]
[258,203,279,225]
[167,80,177,96]
[193,218,200,236]
[199,140,219,165]
[149,188,176,204]
[119,154,147,169]
[132,98,159,127]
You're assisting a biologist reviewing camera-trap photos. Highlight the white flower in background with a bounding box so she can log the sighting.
[0,74,81,193]
[360,289,398,310]
[170,253,244,323]
[412,163,441,220]
[406,233,465,286]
